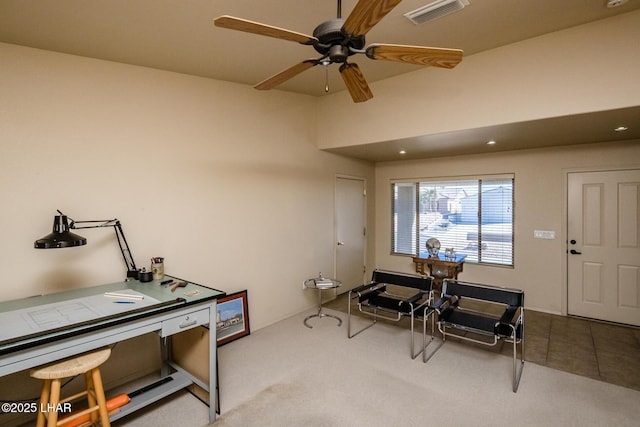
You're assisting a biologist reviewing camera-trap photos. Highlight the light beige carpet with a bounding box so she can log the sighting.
[211,308,639,427]
[113,307,640,426]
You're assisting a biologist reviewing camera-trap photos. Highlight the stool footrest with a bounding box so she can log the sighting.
[60,390,89,405]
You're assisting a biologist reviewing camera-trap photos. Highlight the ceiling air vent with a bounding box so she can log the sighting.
[404,0,470,24]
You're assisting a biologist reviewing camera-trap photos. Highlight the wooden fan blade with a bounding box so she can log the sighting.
[342,0,403,37]
[255,60,318,90]
[366,44,463,68]
[339,62,373,103]
[214,15,317,45]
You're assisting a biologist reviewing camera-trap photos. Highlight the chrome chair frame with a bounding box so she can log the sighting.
[428,279,525,392]
[347,269,437,359]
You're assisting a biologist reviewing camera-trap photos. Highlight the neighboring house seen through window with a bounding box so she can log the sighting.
[392,176,514,267]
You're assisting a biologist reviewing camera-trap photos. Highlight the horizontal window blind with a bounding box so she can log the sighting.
[391,176,514,267]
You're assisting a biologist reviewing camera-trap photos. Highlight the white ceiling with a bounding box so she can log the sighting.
[1,0,638,161]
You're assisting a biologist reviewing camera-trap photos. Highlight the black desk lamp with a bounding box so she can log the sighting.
[34,210,139,279]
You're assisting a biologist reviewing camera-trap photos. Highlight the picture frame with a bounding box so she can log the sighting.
[216,290,250,346]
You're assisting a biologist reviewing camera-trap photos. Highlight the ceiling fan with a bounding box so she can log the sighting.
[213,0,463,103]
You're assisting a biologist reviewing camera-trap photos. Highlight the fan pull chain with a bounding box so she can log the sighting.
[325,65,330,93]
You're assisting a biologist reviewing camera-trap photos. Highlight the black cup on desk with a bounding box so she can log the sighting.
[139,269,153,282]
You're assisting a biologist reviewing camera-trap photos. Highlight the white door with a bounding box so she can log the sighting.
[335,176,366,294]
[567,169,640,326]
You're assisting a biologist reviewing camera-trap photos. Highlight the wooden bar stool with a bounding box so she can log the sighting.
[30,348,111,427]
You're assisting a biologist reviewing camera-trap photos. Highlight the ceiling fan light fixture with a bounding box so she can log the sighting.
[405,0,470,25]
[329,44,349,63]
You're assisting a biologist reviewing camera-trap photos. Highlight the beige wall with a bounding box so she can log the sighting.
[1,9,637,330]
[316,10,640,149]
[0,45,376,414]
[2,11,638,422]
[374,141,640,315]
[312,9,640,316]
[0,42,375,331]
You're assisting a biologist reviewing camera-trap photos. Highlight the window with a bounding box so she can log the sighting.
[392,176,514,266]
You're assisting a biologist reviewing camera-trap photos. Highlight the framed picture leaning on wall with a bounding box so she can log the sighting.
[216,290,250,346]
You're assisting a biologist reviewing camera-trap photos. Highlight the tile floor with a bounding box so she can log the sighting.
[324,293,640,392]
[525,310,640,391]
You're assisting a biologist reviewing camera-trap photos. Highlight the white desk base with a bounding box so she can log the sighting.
[0,300,218,423]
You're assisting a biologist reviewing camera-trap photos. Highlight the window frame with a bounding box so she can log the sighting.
[391,174,514,268]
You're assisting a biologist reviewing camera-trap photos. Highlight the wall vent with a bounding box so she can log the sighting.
[404,0,470,24]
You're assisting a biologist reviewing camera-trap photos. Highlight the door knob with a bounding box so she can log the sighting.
[570,249,582,255]
[337,241,345,246]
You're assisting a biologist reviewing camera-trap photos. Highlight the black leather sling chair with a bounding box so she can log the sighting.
[428,279,525,392]
[347,269,437,359]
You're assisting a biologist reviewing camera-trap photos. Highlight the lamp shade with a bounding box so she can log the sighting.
[34,215,87,248]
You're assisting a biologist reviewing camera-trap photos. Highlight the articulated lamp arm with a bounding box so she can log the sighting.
[34,210,139,279]
[69,217,139,279]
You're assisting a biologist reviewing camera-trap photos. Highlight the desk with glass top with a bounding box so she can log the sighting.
[0,276,225,423]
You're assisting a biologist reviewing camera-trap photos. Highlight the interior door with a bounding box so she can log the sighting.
[567,169,640,326]
[335,176,366,294]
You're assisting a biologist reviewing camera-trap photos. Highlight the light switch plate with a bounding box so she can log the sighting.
[534,230,555,239]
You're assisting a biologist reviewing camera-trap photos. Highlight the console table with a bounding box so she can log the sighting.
[412,253,466,291]
[0,276,225,424]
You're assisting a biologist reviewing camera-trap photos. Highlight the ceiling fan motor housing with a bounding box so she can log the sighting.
[312,18,365,63]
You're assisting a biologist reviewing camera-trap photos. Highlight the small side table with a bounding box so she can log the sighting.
[412,253,466,292]
[303,275,342,328]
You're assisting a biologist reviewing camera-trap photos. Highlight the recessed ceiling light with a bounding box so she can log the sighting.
[614,126,628,132]
[486,140,496,145]
[399,150,407,155]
